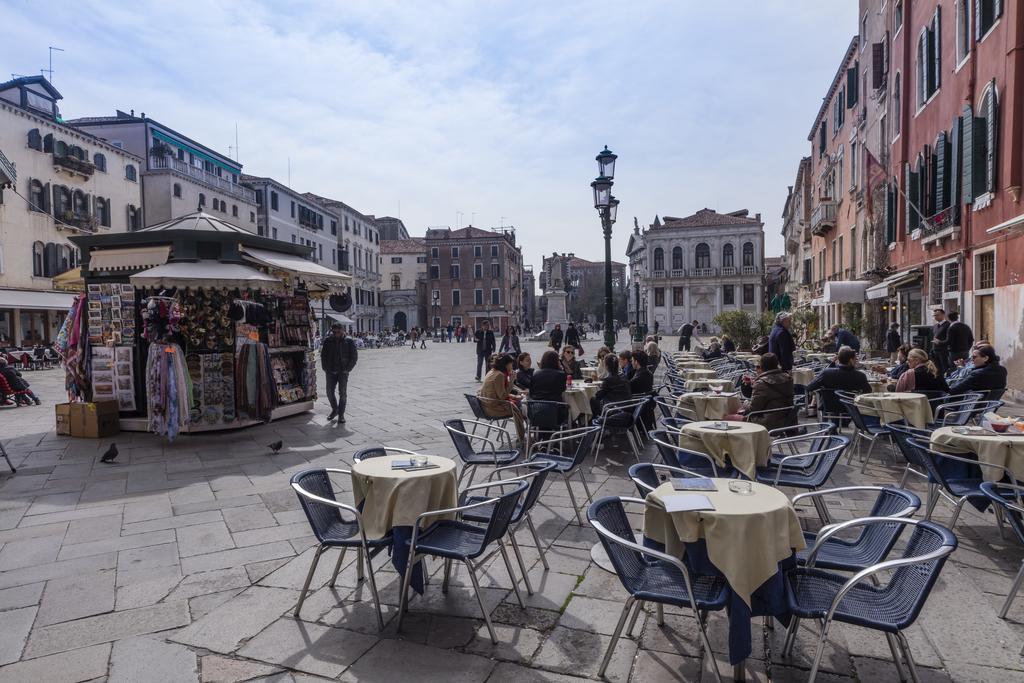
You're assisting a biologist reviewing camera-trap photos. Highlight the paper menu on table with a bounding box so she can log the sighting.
[661,494,715,513]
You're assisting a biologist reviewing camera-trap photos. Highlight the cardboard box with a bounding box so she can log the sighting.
[69,401,120,439]
[55,403,72,436]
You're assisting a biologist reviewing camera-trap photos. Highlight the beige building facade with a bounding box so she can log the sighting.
[381,238,426,331]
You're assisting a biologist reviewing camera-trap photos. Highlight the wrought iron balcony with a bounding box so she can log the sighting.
[0,148,15,187]
[149,156,256,203]
[53,154,95,178]
[811,200,837,236]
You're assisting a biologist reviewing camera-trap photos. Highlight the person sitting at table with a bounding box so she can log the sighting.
[806,345,872,397]
[595,346,612,379]
[949,344,1008,398]
[701,341,724,361]
[591,354,632,418]
[629,350,654,394]
[560,345,583,380]
[946,339,988,384]
[729,353,794,430]
[644,337,662,369]
[618,349,635,381]
[888,345,910,381]
[720,334,736,353]
[514,351,534,391]
[895,348,950,393]
[478,354,525,441]
[530,350,569,402]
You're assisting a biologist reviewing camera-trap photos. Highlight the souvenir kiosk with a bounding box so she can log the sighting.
[66,211,349,438]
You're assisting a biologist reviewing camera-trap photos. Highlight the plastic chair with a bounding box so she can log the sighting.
[397,479,529,644]
[980,482,1024,618]
[352,446,417,463]
[588,496,728,681]
[461,461,556,592]
[793,486,921,570]
[526,425,600,525]
[627,462,704,497]
[444,418,520,487]
[290,468,392,630]
[783,519,957,683]
[755,436,851,524]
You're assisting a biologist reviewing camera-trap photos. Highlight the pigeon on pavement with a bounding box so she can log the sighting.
[268,440,284,454]
[100,444,119,464]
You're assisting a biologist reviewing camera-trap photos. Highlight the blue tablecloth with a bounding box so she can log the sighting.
[393,526,427,594]
[645,537,793,665]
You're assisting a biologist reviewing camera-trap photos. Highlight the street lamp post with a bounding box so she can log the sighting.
[591,146,618,351]
[634,279,641,343]
[431,292,440,339]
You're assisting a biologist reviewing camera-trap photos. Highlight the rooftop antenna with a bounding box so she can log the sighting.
[397,199,401,219]
[43,46,64,84]
[500,216,506,227]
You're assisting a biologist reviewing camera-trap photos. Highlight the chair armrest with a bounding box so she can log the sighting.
[930,449,1017,482]
[804,515,916,568]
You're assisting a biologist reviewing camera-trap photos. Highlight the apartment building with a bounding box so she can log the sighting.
[241,176,339,271]
[0,76,142,345]
[375,216,410,241]
[540,253,626,324]
[780,157,813,307]
[423,226,524,331]
[380,238,426,331]
[69,110,257,231]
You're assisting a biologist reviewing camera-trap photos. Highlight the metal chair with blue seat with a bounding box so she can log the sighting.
[397,479,529,644]
[792,486,921,570]
[444,418,520,487]
[755,435,851,524]
[588,496,729,681]
[980,482,1024,618]
[460,461,557,593]
[648,429,733,478]
[627,462,705,497]
[524,399,570,450]
[592,397,649,464]
[839,398,894,473]
[659,415,694,432]
[886,423,934,488]
[352,446,417,463]
[782,518,958,682]
[526,425,601,525]
[290,468,392,630]
[464,393,510,433]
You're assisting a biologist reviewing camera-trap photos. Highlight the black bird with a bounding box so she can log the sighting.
[100,444,118,464]
[268,440,283,454]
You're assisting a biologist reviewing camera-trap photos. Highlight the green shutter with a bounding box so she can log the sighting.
[935,132,947,210]
[962,105,974,203]
[975,0,983,39]
[986,82,998,192]
[950,116,962,223]
[847,63,859,108]
[933,7,941,90]
[886,184,896,243]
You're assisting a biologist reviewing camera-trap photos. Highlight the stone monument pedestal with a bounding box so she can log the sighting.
[544,289,569,331]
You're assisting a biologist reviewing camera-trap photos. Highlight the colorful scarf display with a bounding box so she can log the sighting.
[57,295,90,401]
[235,342,276,422]
[146,342,191,440]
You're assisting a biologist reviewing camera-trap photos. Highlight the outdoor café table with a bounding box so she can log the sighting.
[351,453,457,594]
[580,365,599,380]
[643,479,805,668]
[791,368,815,386]
[931,426,1024,482]
[561,380,599,421]
[854,391,933,428]
[677,421,771,479]
[684,368,718,381]
[804,352,832,363]
[677,391,743,421]
[676,360,712,371]
[685,378,732,392]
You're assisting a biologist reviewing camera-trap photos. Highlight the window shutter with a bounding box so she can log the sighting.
[872,43,885,89]
[986,82,997,192]
[962,105,974,203]
[886,184,896,243]
[994,0,1002,19]
[44,243,58,277]
[52,184,61,217]
[935,132,947,209]
[933,7,941,90]
[909,169,921,231]
[950,116,962,222]
[847,63,859,108]
[975,0,983,40]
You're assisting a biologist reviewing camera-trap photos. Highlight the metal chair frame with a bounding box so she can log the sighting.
[648,429,725,478]
[979,482,1024,618]
[593,397,650,463]
[756,436,851,524]
[352,446,417,463]
[838,398,895,473]
[627,462,705,496]
[526,426,600,525]
[444,418,519,488]
[464,393,510,433]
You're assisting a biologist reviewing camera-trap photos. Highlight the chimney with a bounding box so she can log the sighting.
[130,109,134,117]
[756,213,762,223]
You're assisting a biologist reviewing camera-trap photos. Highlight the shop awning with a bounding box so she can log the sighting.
[89,246,171,272]
[241,247,350,289]
[865,269,922,300]
[822,280,870,304]
[324,312,355,325]
[129,261,282,290]
[52,267,84,291]
[0,289,77,311]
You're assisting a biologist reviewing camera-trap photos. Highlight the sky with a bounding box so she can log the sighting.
[2,0,859,272]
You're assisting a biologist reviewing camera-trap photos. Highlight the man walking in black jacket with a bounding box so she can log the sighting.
[474,320,496,381]
[320,323,358,422]
[931,308,951,375]
[946,312,974,367]
[678,320,696,351]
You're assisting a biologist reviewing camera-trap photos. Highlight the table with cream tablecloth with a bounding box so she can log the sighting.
[677,421,771,479]
[351,454,458,593]
[561,381,599,421]
[676,360,713,371]
[791,368,815,386]
[685,378,732,392]
[676,391,743,421]
[684,368,719,381]
[931,426,1024,482]
[644,479,805,665]
[580,366,599,380]
[854,391,933,428]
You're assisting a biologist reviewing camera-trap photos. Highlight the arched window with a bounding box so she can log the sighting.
[742,242,754,267]
[97,197,111,227]
[722,243,734,268]
[232,204,238,217]
[29,179,47,213]
[125,164,137,182]
[43,133,53,153]
[198,193,206,208]
[27,128,42,150]
[72,190,87,216]
[653,247,664,271]
[977,82,998,194]
[671,246,683,270]
[173,183,181,198]
[695,243,710,269]
[69,146,85,161]
[892,73,902,137]
[54,185,71,218]
[32,241,44,277]
[93,153,106,172]
[54,140,67,158]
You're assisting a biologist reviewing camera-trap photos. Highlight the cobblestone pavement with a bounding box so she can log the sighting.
[1,337,1023,682]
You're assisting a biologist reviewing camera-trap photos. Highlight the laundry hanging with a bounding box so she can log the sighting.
[146,342,191,440]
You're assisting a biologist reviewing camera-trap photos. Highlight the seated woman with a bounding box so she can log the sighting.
[949,344,1008,398]
[895,348,949,393]
[590,354,632,418]
[530,350,569,402]
[888,344,910,380]
[643,337,661,369]
[595,346,612,379]
[728,353,794,430]
[618,350,635,380]
[560,345,583,380]
[514,352,534,391]
[478,354,525,441]
[702,341,724,361]
[721,334,736,353]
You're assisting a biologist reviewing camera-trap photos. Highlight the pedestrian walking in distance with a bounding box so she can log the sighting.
[320,323,358,423]
[474,320,496,381]
[678,319,697,351]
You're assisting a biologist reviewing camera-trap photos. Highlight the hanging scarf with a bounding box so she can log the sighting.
[57,296,89,401]
[146,342,190,440]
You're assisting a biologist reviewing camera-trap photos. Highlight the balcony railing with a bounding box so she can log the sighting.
[670,269,686,278]
[53,155,95,178]
[0,148,16,186]
[56,211,98,232]
[811,200,837,236]
[651,269,666,279]
[691,267,716,278]
[721,266,736,276]
[920,207,958,236]
[149,156,256,203]
[741,265,758,275]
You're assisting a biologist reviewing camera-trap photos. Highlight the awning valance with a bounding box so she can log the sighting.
[241,247,350,289]
[865,269,922,300]
[0,289,77,311]
[52,267,84,291]
[324,312,355,325]
[822,281,870,304]
[89,246,171,272]
[129,261,282,291]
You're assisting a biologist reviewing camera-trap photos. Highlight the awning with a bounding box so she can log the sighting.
[0,289,77,311]
[865,269,922,300]
[324,312,355,325]
[52,267,84,291]
[986,212,1024,235]
[823,280,870,304]
[89,246,171,272]
[130,261,282,290]
[241,247,350,289]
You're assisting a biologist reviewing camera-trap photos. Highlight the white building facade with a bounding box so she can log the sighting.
[380,238,426,331]
[242,176,340,271]
[628,209,765,334]
[0,76,143,345]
